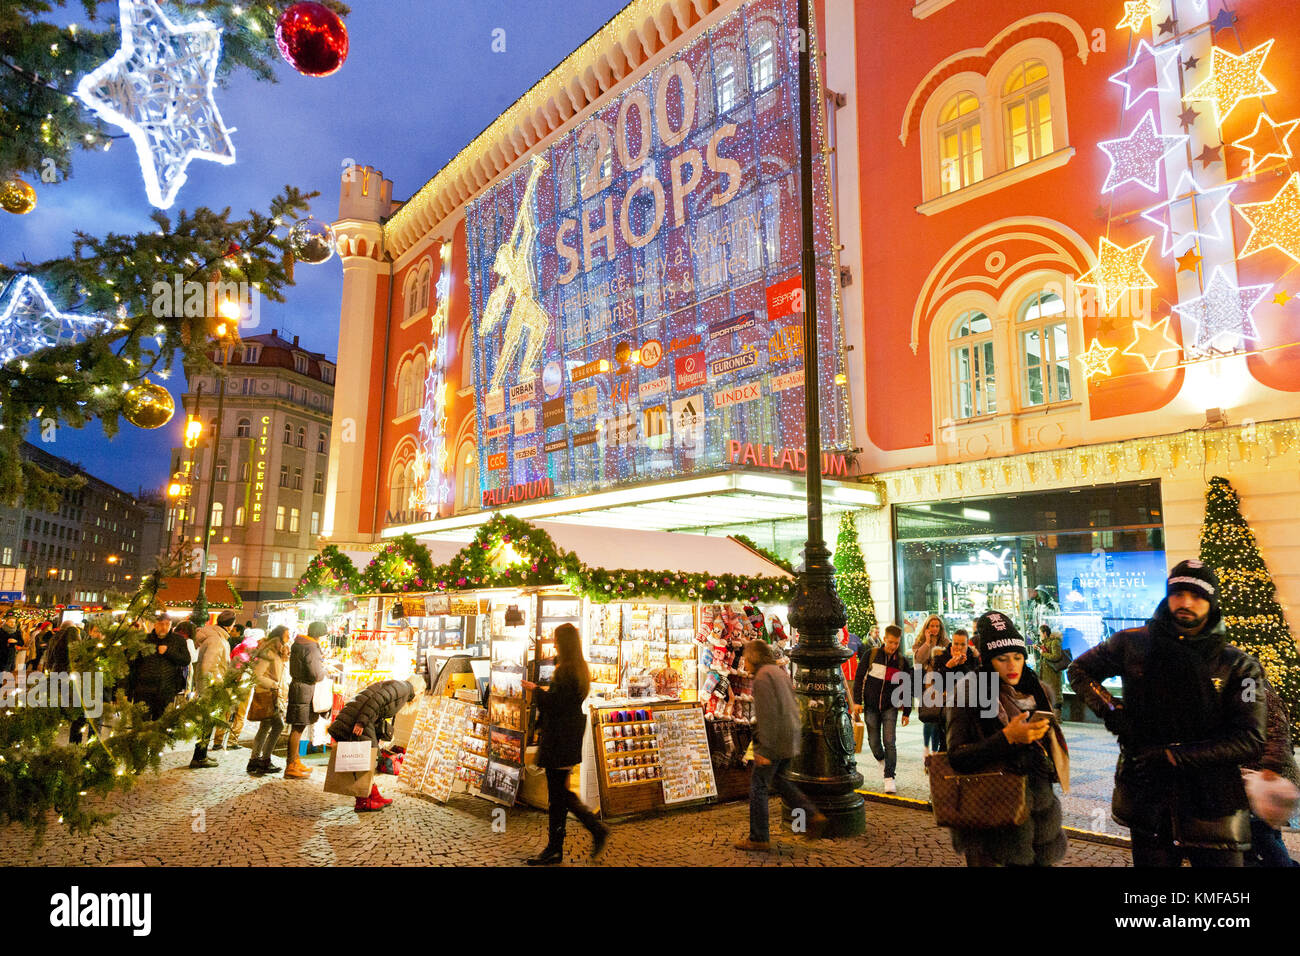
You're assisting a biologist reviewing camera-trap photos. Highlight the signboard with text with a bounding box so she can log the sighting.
[466,0,850,505]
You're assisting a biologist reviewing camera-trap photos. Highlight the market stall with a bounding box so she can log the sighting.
[333,515,794,817]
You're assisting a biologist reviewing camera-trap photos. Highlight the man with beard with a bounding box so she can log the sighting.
[1068,559,1266,866]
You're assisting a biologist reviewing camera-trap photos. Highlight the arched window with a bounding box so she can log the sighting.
[296,426,306,448]
[716,55,738,114]
[938,92,983,195]
[750,23,777,92]
[458,446,478,513]
[1017,287,1071,406]
[282,422,292,445]
[390,456,413,515]
[419,264,432,313]
[949,309,996,419]
[1003,59,1053,169]
[412,353,427,410]
[211,502,224,527]
[317,430,327,454]
[236,418,251,438]
[397,360,413,415]
[234,505,246,526]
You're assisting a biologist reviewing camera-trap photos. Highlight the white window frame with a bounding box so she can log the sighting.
[936,89,984,196]
[948,308,999,421]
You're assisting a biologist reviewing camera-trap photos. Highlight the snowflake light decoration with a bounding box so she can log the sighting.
[1098,110,1187,193]
[1235,171,1300,264]
[1077,237,1159,314]
[1171,268,1269,351]
[1109,39,1183,110]
[1140,171,1236,256]
[1183,41,1278,128]
[76,0,235,209]
[0,276,114,366]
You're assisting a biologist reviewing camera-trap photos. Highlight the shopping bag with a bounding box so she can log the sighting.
[311,679,333,716]
[308,717,331,748]
[334,739,373,772]
[852,716,864,753]
[390,700,418,749]
[323,745,378,799]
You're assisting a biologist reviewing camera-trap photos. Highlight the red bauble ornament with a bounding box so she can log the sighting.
[276,2,349,77]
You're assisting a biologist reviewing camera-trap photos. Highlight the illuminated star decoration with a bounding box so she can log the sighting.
[418,250,453,511]
[0,276,114,366]
[1233,114,1300,177]
[1098,110,1187,193]
[1176,248,1203,272]
[1123,316,1183,372]
[1109,40,1183,110]
[1140,171,1235,256]
[1116,0,1156,32]
[1078,338,1119,380]
[1171,268,1269,351]
[1183,41,1278,127]
[76,0,235,209]
[1077,237,1159,314]
[1235,171,1300,263]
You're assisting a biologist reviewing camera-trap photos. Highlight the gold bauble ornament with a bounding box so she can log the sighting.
[1,177,37,215]
[122,381,175,429]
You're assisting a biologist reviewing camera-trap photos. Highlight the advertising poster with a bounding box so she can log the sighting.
[1055,550,1169,656]
[466,0,851,505]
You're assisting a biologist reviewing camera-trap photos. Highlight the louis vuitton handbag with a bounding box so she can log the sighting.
[926,752,1029,829]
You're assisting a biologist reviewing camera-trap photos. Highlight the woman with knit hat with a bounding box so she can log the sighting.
[944,610,1068,866]
[284,621,328,778]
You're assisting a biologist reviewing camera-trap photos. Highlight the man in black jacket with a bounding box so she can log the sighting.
[128,613,191,720]
[0,611,20,674]
[849,624,911,793]
[1068,559,1266,867]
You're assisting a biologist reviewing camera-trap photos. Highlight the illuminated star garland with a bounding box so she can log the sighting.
[75,0,236,209]
[1140,171,1235,256]
[1183,41,1278,128]
[1234,171,1300,264]
[1078,338,1119,379]
[1098,110,1187,193]
[1109,39,1183,110]
[1077,236,1159,314]
[1170,267,1269,352]
[1233,114,1300,177]
[1122,316,1183,371]
[0,276,114,366]
[418,246,453,512]
[1116,0,1156,32]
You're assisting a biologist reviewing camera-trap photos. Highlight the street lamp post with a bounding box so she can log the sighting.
[191,333,233,625]
[785,0,866,836]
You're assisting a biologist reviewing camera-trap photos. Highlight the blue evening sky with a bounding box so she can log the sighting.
[1,0,629,497]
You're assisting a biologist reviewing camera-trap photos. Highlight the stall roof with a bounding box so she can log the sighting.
[386,472,879,542]
[153,577,241,608]
[416,522,792,579]
[341,542,462,569]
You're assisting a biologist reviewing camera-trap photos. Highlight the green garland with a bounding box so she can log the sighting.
[293,544,360,599]
[731,534,795,574]
[0,576,251,838]
[341,516,795,606]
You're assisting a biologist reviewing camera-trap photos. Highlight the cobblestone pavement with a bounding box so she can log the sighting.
[0,743,1131,867]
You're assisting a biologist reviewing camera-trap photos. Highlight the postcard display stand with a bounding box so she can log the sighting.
[481,602,532,806]
[400,693,490,801]
[592,700,717,817]
[585,603,698,700]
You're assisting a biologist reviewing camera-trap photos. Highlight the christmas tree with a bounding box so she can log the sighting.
[1199,476,1300,721]
[833,510,877,638]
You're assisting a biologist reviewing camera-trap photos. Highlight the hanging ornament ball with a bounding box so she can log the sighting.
[122,381,175,429]
[276,2,349,77]
[288,217,335,264]
[1,177,37,215]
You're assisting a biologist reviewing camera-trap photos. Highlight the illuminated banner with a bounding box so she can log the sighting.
[467,0,850,505]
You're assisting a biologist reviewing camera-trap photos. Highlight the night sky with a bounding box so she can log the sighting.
[2,0,629,497]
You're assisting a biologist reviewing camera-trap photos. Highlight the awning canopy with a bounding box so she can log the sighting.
[153,577,241,608]
[525,521,791,579]
[385,471,880,542]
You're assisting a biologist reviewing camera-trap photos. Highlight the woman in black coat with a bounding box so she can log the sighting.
[327,674,425,812]
[945,612,1068,867]
[521,623,608,865]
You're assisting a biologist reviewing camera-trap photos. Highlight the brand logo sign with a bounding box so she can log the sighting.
[571,359,606,383]
[771,369,804,393]
[251,415,270,523]
[669,333,702,352]
[713,383,761,409]
[544,437,568,454]
[768,324,803,364]
[708,311,756,342]
[766,275,803,321]
[514,446,537,460]
[487,452,507,471]
[709,351,757,378]
[482,477,552,508]
[514,408,536,436]
[542,398,565,428]
[485,390,505,416]
[542,361,563,397]
[571,385,598,419]
[639,339,663,368]
[638,376,669,401]
[486,424,510,439]
[509,381,536,405]
[573,429,598,448]
[675,351,706,390]
[726,440,848,476]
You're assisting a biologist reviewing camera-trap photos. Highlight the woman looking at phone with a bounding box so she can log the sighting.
[944,612,1069,867]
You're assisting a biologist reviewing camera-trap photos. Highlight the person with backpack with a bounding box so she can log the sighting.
[849,624,911,793]
[735,639,826,851]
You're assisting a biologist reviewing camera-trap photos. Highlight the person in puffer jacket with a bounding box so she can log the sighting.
[284,622,327,779]
[190,610,235,768]
[328,675,425,812]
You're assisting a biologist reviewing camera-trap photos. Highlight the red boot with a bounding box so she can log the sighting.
[370,784,393,806]
[354,795,384,813]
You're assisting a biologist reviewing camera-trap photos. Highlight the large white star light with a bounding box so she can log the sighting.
[1099,110,1187,193]
[1109,40,1183,110]
[76,0,235,209]
[1171,268,1269,352]
[1140,171,1236,256]
[0,276,114,366]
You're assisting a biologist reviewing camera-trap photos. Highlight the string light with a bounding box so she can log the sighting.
[0,276,114,366]
[1170,267,1269,351]
[1234,171,1300,264]
[1183,41,1278,127]
[1076,237,1159,314]
[1097,110,1187,194]
[75,0,236,209]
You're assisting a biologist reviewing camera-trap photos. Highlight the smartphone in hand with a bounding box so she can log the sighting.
[1028,710,1055,725]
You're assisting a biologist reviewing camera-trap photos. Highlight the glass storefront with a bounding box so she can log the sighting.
[894,482,1166,686]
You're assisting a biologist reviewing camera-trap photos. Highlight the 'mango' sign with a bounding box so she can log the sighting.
[466,0,850,506]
